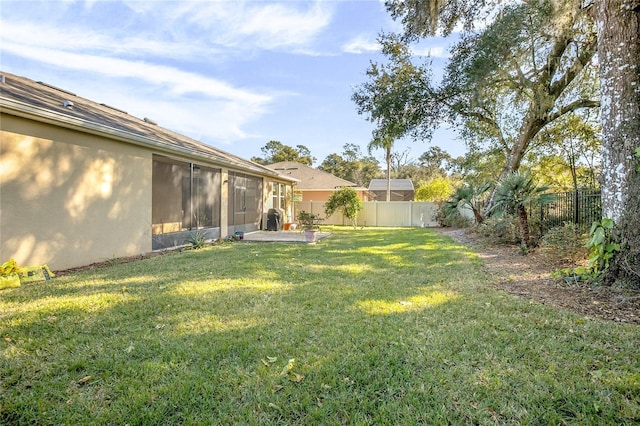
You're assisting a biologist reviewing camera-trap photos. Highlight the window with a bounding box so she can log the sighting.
[152,155,220,235]
[271,183,286,210]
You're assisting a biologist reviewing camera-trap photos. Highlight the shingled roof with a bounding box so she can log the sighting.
[266,161,365,191]
[0,71,289,179]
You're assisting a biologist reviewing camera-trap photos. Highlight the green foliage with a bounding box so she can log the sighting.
[352,33,435,143]
[324,187,363,228]
[365,0,598,200]
[296,210,322,230]
[528,113,602,191]
[552,218,622,284]
[251,140,315,165]
[188,230,207,249]
[476,214,521,245]
[442,182,490,224]
[492,171,553,249]
[587,218,620,275]
[492,172,553,216]
[551,266,593,284]
[318,143,381,187]
[415,177,456,202]
[636,147,640,172]
[435,203,473,228]
[540,223,588,264]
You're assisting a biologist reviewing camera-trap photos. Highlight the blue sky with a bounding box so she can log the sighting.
[1,0,465,166]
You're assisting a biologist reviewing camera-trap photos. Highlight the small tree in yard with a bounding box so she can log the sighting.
[325,187,363,229]
[491,171,554,251]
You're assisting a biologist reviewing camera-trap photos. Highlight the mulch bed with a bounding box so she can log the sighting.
[436,228,640,325]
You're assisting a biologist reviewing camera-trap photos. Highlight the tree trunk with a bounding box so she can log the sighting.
[516,204,530,249]
[386,145,391,202]
[596,0,640,286]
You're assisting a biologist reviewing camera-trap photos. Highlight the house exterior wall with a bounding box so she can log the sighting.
[1,114,152,270]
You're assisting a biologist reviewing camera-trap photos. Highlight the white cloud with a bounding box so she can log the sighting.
[2,42,270,105]
[127,0,334,52]
[342,35,380,54]
[0,21,213,60]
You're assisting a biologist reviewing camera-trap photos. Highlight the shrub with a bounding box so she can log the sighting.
[324,187,362,228]
[435,204,472,228]
[188,230,208,249]
[540,223,588,265]
[476,215,520,245]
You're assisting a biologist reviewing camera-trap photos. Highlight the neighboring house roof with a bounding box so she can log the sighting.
[0,72,293,181]
[368,179,415,191]
[266,161,366,191]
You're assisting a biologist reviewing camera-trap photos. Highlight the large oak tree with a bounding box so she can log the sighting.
[384,0,639,285]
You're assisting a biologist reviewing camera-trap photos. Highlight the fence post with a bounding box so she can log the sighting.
[573,190,579,225]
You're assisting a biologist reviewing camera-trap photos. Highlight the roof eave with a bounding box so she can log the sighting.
[0,97,295,182]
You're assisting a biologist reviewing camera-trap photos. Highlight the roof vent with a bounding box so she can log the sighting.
[63,100,74,108]
[144,117,158,125]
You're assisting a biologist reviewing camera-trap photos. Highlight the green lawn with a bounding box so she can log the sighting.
[1,227,638,425]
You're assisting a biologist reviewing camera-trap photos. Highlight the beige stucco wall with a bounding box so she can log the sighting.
[1,114,152,270]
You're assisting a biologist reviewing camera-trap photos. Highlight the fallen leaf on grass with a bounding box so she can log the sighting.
[77,376,92,386]
[261,356,278,367]
[271,385,284,393]
[287,372,304,383]
[268,403,282,412]
[279,358,295,376]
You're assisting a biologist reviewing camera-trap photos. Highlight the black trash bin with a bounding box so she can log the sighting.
[266,208,281,231]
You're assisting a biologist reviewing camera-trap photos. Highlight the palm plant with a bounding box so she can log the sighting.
[491,171,554,249]
[443,182,490,224]
[444,183,491,223]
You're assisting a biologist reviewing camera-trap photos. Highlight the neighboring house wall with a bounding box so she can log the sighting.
[1,114,152,270]
[300,190,334,202]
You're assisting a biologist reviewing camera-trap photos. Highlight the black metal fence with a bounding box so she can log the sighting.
[535,189,601,231]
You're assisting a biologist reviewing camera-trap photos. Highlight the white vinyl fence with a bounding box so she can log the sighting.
[295,201,440,227]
